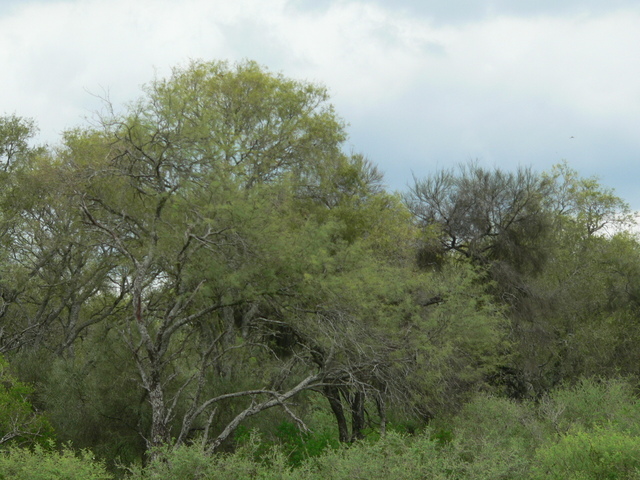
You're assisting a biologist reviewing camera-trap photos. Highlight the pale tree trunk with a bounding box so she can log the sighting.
[130,264,173,457]
[148,378,169,453]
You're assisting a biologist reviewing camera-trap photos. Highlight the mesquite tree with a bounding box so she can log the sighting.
[59,60,392,454]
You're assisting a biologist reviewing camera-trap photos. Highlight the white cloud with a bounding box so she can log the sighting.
[1,0,640,206]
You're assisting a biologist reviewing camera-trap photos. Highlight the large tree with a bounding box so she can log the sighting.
[57,60,405,454]
[407,161,640,397]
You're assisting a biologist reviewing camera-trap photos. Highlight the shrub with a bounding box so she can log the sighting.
[447,394,543,480]
[127,433,296,480]
[234,406,340,467]
[530,429,640,480]
[0,444,111,480]
[128,432,458,480]
[297,431,457,480]
[272,421,338,466]
[538,377,640,435]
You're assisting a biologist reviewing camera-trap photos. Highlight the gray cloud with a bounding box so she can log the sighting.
[2,0,640,211]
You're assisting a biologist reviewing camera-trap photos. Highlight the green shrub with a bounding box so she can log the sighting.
[446,393,543,479]
[297,431,457,480]
[0,444,111,480]
[452,393,543,452]
[127,433,296,480]
[235,406,340,467]
[128,432,459,480]
[530,429,640,480]
[538,378,640,435]
[272,421,334,466]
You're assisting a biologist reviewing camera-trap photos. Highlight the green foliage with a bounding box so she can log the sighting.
[272,421,338,467]
[0,114,43,172]
[0,355,54,448]
[127,433,294,480]
[402,261,508,416]
[0,444,112,480]
[31,337,147,468]
[297,432,457,480]
[233,402,341,467]
[445,394,543,479]
[125,415,640,480]
[128,432,458,480]
[6,59,640,477]
[530,429,640,480]
[543,161,634,237]
[538,378,640,436]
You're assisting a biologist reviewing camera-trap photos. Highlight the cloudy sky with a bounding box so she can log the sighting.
[2,0,639,209]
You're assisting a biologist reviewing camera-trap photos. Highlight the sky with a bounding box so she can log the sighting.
[1,0,640,210]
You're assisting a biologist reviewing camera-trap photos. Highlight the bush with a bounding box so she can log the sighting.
[272,420,338,466]
[234,404,340,467]
[127,433,296,480]
[538,378,640,435]
[297,431,458,480]
[530,429,640,480]
[446,394,543,480]
[128,432,459,480]
[0,444,111,480]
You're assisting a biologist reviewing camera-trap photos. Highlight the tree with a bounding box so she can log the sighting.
[269,204,505,440]
[0,114,42,172]
[0,143,124,356]
[58,60,376,455]
[405,161,640,397]
[542,161,634,238]
[504,165,639,393]
[407,161,640,397]
[405,162,552,274]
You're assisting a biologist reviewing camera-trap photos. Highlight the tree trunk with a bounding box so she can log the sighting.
[147,380,170,458]
[324,385,349,443]
[376,395,387,436]
[350,390,365,442]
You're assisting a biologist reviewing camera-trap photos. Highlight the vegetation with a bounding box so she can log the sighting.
[1,59,640,478]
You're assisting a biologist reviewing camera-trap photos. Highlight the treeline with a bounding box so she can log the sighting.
[1,60,640,479]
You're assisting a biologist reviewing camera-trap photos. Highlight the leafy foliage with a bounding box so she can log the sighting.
[0,355,53,448]
[531,429,640,480]
[2,58,640,477]
[0,444,111,480]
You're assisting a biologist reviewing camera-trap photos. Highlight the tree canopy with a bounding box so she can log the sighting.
[1,59,640,478]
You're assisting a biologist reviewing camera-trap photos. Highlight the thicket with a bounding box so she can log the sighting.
[1,60,640,478]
